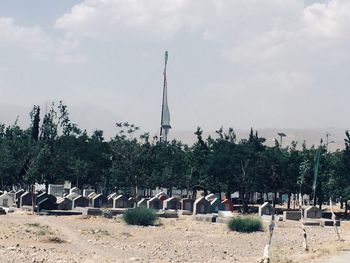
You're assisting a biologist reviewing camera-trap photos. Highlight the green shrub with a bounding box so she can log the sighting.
[227,216,263,233]
[123,207,158,226]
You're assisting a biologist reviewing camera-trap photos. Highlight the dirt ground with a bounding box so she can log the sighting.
[0,210,349,263]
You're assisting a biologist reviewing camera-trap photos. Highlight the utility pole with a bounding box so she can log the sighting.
[277,132,287,148]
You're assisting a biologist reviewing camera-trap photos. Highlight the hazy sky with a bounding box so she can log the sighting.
[0,0,349,136]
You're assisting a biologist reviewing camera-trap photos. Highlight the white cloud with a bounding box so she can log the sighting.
[55,0,205,41]
[0,17,54,58]
[0,17,86,64]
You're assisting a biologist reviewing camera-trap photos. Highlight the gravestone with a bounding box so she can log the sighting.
[221,198,234,211]
[92,194,108,208]
[205,193,219,202]
[283,211,301,221]
[155,192,168,201]
[113,195,130,208]
[83,189,95,197]
[137,198,148,208]
[163,197,181,210]
[15,189,25,200]
[180,198,195,212]
[88,192,97,199]
[72,195,89,208]
[57,197,72,210]
[48,184,64,198]
[305,206,322,219]
[0,192,16,207]
[193,197,210,215]
[70,187,81,195]
[147,196,163,209]
[20,192,34,207]
[37,198,57,211]
[108,193,117,199]
[209,197,222,213]
[36,193,57,205]
[15,189,25,207]
[128,197,136,208]
[0,207,6,215]
[258,202,275,216]
[107,193,117,208]
[64,181,71,190]
[66,192,80,201]
[36,192,48,204]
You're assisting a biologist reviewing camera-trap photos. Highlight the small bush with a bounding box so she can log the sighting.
[123,207,158,226]
[227,216,263,233]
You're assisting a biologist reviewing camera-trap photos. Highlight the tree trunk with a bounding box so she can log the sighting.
[240,190,248,213]
[345,201,349,220]
[273,192,277,207]
[169,187,172,197]
[287,193,291,210]
[31,184,35,214]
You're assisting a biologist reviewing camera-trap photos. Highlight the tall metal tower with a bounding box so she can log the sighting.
[159,51,171,142]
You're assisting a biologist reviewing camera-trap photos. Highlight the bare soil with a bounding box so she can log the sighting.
[0,210,349,263]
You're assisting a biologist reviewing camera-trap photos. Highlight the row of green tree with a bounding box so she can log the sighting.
[0,103,350,212]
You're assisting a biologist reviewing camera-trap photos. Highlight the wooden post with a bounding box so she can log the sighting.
[330,197,342,241]
[299,193,308,251]
[262,213,276,263]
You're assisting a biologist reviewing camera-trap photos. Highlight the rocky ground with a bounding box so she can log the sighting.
[0,210,349,263]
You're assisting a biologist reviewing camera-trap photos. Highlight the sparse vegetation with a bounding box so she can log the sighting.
[227,216,263,233]
[123,207,158,226]
[25,222,52,236]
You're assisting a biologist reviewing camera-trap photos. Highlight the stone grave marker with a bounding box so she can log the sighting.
[128,197,136,208]
[92,194,108,208]
[259,202,275,216]
[15,189,25,207]
[20,192,34,207]
[221,198,234,211]
[0,192,15,207]
[113,195,130,208]
[107,193,117,208]
[209,197,222,213]
[66,192,80,201]
[57,197,72,210]
[155,192,168,201]
[37,198,57,211]
[305,206,322,219]
[15,189,25,200]
[193,197,210,214]
[180,198,194,212]
[0,207,6,215]
[137,198,148,208]
[48,184,64,198]
[83,189,95,197]
[163,197,181,210]
[72,195,89,208]
[205,193,219,202]
[283,211,301,221]
[36,192,48,204]
[147,196,163,209]
[70,187,81,195]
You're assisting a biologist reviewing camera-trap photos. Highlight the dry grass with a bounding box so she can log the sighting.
[24,222,52,236]
[42,236,66,244]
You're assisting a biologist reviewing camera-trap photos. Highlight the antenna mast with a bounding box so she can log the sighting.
[159,51,171,142]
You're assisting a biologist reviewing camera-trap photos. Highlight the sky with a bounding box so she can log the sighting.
[0,0,349,138]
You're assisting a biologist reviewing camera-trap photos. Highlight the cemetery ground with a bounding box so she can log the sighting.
[0,210,349,263]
